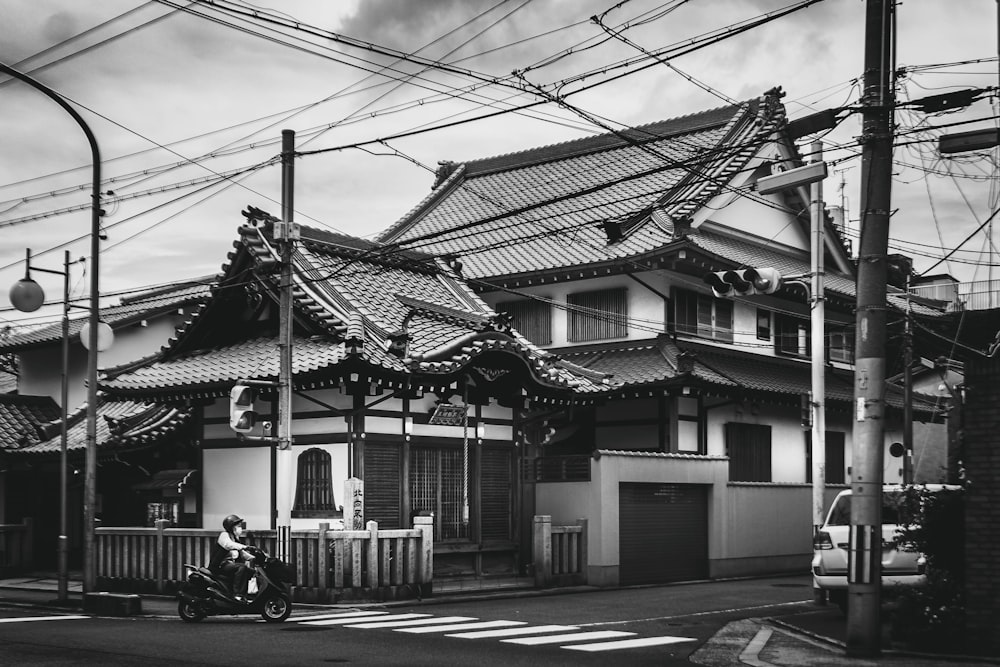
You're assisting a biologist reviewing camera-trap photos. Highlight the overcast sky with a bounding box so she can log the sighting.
[1,0,997,330]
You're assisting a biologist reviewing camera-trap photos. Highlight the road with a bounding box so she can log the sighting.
[0,575,817,666]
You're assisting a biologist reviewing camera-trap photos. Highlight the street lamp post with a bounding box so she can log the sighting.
[1,62,102,593]
[8,249,79,602]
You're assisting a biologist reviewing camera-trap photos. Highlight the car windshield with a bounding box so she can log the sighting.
[826,492,906,526]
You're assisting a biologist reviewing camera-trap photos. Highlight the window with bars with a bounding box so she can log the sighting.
[495,298,552,345]
[410,445,468,541]
[674,289,733,342]
[567,287,628,342]
[292,448,339,517]
[725,422,772,482]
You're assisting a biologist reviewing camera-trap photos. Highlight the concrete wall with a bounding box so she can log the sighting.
[962,354,1000,656]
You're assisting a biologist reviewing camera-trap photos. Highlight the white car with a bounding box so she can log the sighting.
[811,484,957,612]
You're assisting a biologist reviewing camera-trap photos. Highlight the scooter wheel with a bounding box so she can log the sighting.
[260,594,292,623]
[178,599,206,622]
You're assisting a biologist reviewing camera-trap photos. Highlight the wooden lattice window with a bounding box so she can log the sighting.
[293,448,339,517]
[725,422,772,482]
[495,298,552,345]
[567,287,628,342]
[410,445,467,541]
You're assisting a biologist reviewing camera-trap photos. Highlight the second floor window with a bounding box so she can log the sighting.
[674,289,733,342]
[775,314,810,358]
[567,287,628,342]
[496,298,552,345]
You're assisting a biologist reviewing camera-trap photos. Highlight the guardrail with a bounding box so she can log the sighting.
[0,518,33,572]
[96,516,434,603]
[532,515,587,587]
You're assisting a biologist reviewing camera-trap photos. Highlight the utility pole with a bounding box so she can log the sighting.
[810,140,826,537]
[276,129,298,563]
[847,0,895,657]
[903,272,913,484]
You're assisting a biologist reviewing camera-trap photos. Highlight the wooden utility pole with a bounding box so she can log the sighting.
[847,0,895,657]
[276,129,298,563]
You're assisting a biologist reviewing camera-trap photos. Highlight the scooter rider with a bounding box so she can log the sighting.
[210,514,255,603]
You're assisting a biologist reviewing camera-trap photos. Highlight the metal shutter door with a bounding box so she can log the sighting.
[619,482,708,585]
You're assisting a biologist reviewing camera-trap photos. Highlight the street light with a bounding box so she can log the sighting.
[9,249,80,602]
[1,62,102,594]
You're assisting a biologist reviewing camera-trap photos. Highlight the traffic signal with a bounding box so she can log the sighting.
[229,384,257,433]
[703,267,782,298]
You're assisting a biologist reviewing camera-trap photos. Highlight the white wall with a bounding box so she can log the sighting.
[203,447,271,533]
[18,312,188,406]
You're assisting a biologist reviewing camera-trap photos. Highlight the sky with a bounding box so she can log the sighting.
[1,0,997,331]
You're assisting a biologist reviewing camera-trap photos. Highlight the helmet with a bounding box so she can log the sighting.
[223,514,244,532]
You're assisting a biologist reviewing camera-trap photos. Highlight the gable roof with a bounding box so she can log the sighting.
[0,277,213,353]
[100,217,610,399]
[376,92,787,280]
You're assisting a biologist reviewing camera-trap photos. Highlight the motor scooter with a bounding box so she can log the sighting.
[177,545,295,622]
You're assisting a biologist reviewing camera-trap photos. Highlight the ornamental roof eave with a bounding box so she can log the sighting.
[3,398,192,458]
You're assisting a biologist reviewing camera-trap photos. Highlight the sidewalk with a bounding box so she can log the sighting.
[2,576,997,666]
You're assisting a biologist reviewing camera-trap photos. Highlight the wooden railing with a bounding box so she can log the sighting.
[96,516,433,603]
[532,515,587,587]
[0,518,34,572]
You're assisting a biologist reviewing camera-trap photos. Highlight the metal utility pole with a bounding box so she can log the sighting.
[809,140,826,536]
[903,274,913,484]
[276,129,298,563]
[0,63,102,595]
[847,0,895,657]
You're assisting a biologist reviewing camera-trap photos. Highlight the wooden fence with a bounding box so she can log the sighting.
[96,516,434,603]
[0,519,33,573]
[532,515,587,587]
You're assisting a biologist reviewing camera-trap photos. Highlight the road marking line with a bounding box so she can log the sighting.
[739,627,776,667]
[502,630,635,645]
[577,600,812,627]
[0,615,90,624]
[304,613,433,626]
[564,636,697,651]
[398,620,526,634]
[448,624,580,639]
[346,616,474,629]
[296,611,388,622]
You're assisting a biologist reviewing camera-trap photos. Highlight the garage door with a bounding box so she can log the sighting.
[619,482,708,585]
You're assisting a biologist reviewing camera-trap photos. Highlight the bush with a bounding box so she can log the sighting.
[889,486,965,651]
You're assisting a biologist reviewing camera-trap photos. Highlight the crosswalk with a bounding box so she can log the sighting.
[293,610,696,653]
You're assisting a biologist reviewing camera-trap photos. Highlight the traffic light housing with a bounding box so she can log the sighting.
[229,384,257,433]
[703,267,782,298]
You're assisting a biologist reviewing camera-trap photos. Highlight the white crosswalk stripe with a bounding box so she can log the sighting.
[502,630,636,645]
[397,620,526,634]
[564,636,697,651]
[293,610,696,652]
[345,616,474,629]
[295,611,388,622]
[447,624,579,639]
[0,615,89,624]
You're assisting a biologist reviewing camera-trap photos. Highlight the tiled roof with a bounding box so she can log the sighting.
[0,394,61,450]
[102,336,348,396]
[100,218,610,397]
[377,94,785,279]
[2,397,190,457]
[559,336,940,413]
[0,277,213,352]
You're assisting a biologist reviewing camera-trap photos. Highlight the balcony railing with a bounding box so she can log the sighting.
[910,279,1000,312]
